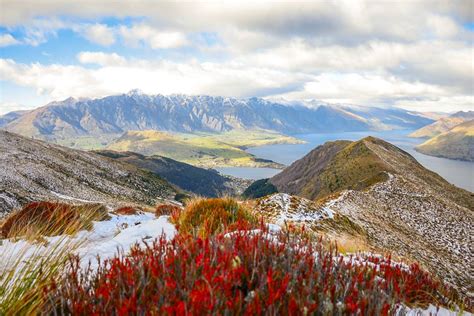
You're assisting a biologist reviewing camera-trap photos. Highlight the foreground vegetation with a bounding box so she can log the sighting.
[0,198,470,314]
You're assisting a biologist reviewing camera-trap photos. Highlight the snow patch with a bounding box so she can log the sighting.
[0,212,177,272]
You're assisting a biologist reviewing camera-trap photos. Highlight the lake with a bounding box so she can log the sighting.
[216,130,474,192]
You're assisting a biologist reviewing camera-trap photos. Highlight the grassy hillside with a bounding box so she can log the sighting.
[416,120,474,161]
[409,117,468,138]
[106,129,299,168]
[410,111,474,138]
[269,139,391,201]
[312,138,391,199]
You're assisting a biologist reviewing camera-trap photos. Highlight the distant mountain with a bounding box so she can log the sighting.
[416,119,474,162]
[249,137,473,294]
[0,110,28,128]
[0,131,177,217]
[95,150,251,197]
[410,111,474,138]
[1,92,433,141]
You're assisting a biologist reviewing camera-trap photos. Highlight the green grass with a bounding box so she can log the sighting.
[105,129,299,168]
[55,134,121,150]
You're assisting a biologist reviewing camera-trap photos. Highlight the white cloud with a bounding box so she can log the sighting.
[236,40,474,94]
[0,102,32,115]
[77,51,125,66]
[0,34,20,47]
[0,1,472,113]
[119,24,188,49]
[0,56,307,101]
[81,24,115,46]
[1,55,472,113]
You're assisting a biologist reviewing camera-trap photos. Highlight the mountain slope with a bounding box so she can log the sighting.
[1,92,433,142]
[270,138,394,201]
[416,119,474,161]
[95,150,251,197]
[0,110,28,128]
[409,111,474,138]
[0,131,177,217]
[260,137,473,294]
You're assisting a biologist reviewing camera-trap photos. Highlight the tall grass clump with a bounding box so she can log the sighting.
[0,201,109,239]
[173,197,256,237]
[0,201,108,314]
[42,223,466,315]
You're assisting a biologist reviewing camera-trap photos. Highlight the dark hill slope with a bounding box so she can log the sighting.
[95,150,249,197]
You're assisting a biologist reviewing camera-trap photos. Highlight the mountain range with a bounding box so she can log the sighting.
[249,137,473,295]
[0,91,433,142]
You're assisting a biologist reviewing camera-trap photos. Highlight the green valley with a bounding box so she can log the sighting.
[105,129,304,168]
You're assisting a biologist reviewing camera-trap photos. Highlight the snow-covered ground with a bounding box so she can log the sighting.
[257,193,335,225]
[0,212,176,272]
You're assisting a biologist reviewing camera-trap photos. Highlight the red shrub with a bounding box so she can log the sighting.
[114,206,141,215]
[43,223,462,314]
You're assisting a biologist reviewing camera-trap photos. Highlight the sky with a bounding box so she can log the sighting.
[0,0,473,115]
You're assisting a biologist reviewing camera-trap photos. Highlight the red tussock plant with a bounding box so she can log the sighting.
[114,206,141,215]
[42,223,465,315]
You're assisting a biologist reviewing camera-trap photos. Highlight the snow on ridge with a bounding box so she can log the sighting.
[257,193,337,225]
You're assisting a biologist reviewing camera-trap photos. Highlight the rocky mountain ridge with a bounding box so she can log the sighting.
[0,131,177,217]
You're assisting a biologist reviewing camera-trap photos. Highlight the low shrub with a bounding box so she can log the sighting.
[114,206,141,215]
[0,202,108,238]
[43,224,463,315]
[174,197,256,237]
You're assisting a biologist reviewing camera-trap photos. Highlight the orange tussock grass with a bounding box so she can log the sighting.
[155,204,182,217]
[173,197,256,238]
[0,201,108,239]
